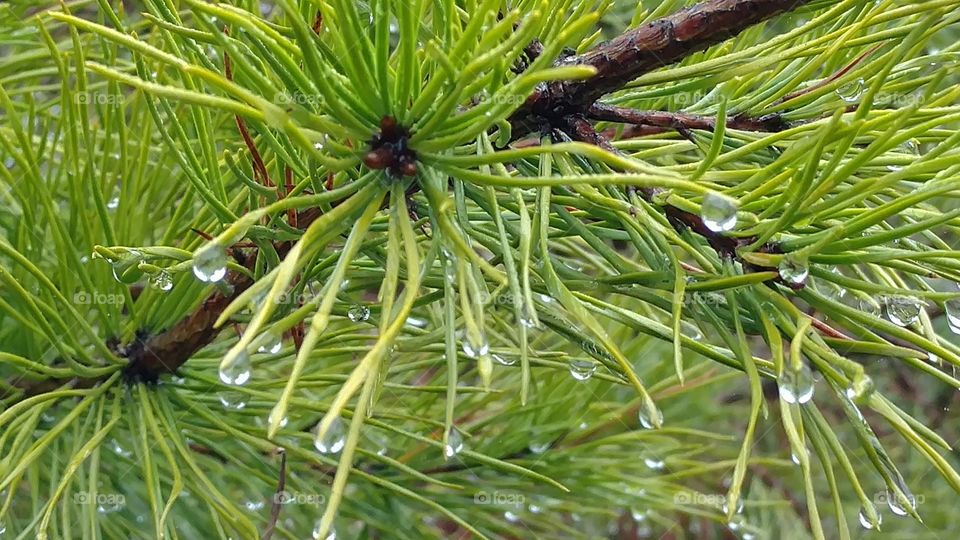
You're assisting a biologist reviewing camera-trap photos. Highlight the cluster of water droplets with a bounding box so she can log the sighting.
[700,192,738,233]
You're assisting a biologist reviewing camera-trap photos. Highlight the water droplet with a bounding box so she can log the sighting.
[314,417,346,454]
[700,192,738,233]
[631,508,647,522]
[837,78,865,102]
[519,305,538,328]
[638,406,664,430]
[779,363,814,404]
[462,332,489,359]
[244,500,265,512]
[444,427,464,459]
[844,374,874,402]
[568,359,597,381]
[106,196,119,211]
[778,256,808,285]
[680,321,703,340]
[528,441,551,454]
[150,271,173,292]
[858,297,881,317]
[405,316,428,329]
[268,404,289,429]
[192,245,228,283]
[493,353,516,366]
[886,296,922,327]
[858,506,882,529]
[504,510,519,523]
[528,503,542,514]
[347,304,370,322]
[257,333,283,354]
[643,456,665,470]
[219,351,251,386]
[218,391,247,410]
[311,522,336,540]
[945,299,960,334]
[109,438,132,458]
[723,497,744,515]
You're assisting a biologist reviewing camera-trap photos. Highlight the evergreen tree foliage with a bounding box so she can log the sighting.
[1,0,960,538]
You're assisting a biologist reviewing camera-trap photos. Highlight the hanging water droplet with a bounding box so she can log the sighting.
[347,304,370,322]
[314,417,346,454]
[109,438,132,458]
[150,271,173,292]
[219,351,251,386]
[444,427,464,459]
[858,506,882,530]
[700,192,738,233]
[268,404,289,429]
[779,363,814,404]
[519,304,537,328]
[643,456,665,470]
[680,321,703,340]
[462,332,489,359]
[631,508,647,522]
[405,316,428,329]
[778,256,809,285]
[311,522,336,540]
[885,295,922,327]
[504,510,519,523]
[257,333,283,354]
[106,196,119,211]
[638,406,664,430]
[945,299,960,334]
[528,440,551,454]
[568,359,597,381]
[844,374,874,402]
[192,245,228,283]
[218,391,247,410]
[836,78,865,102]
[722,497,745,516]
[492,353,516,366]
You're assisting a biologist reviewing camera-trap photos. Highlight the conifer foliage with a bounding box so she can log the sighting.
[2,0,960,537]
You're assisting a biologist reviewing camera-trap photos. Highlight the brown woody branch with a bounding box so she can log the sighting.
[510,0,816,134]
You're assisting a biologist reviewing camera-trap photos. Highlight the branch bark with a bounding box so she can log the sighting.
[514,0,816,127]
